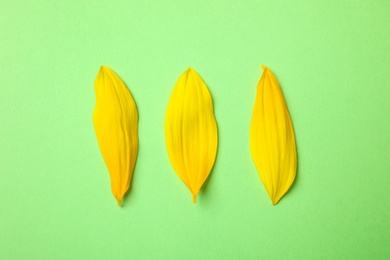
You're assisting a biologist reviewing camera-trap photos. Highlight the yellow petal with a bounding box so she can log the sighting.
[93,66,139,206]
[250,65,297,205]
[165,68,218,203]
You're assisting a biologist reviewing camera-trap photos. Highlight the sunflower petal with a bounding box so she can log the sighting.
[250,65,297,205]
[93,66,139,206]
[165,68,218,203]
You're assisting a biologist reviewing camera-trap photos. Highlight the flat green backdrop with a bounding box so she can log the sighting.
[1,0,389,259]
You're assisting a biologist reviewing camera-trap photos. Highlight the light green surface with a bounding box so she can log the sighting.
[1,0,389,259]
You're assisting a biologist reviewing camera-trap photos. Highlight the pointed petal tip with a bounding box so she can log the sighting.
[271,197,281,206]
[117,199,122,207]
[99,66,109,75]
[185,67,198,77]
[261,64,267,70]
[192,195,197,204]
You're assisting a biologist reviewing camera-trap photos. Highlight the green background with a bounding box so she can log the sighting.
[1,0,389,259]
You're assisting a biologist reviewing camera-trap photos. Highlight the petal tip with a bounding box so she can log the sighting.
[271,196,282,206]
